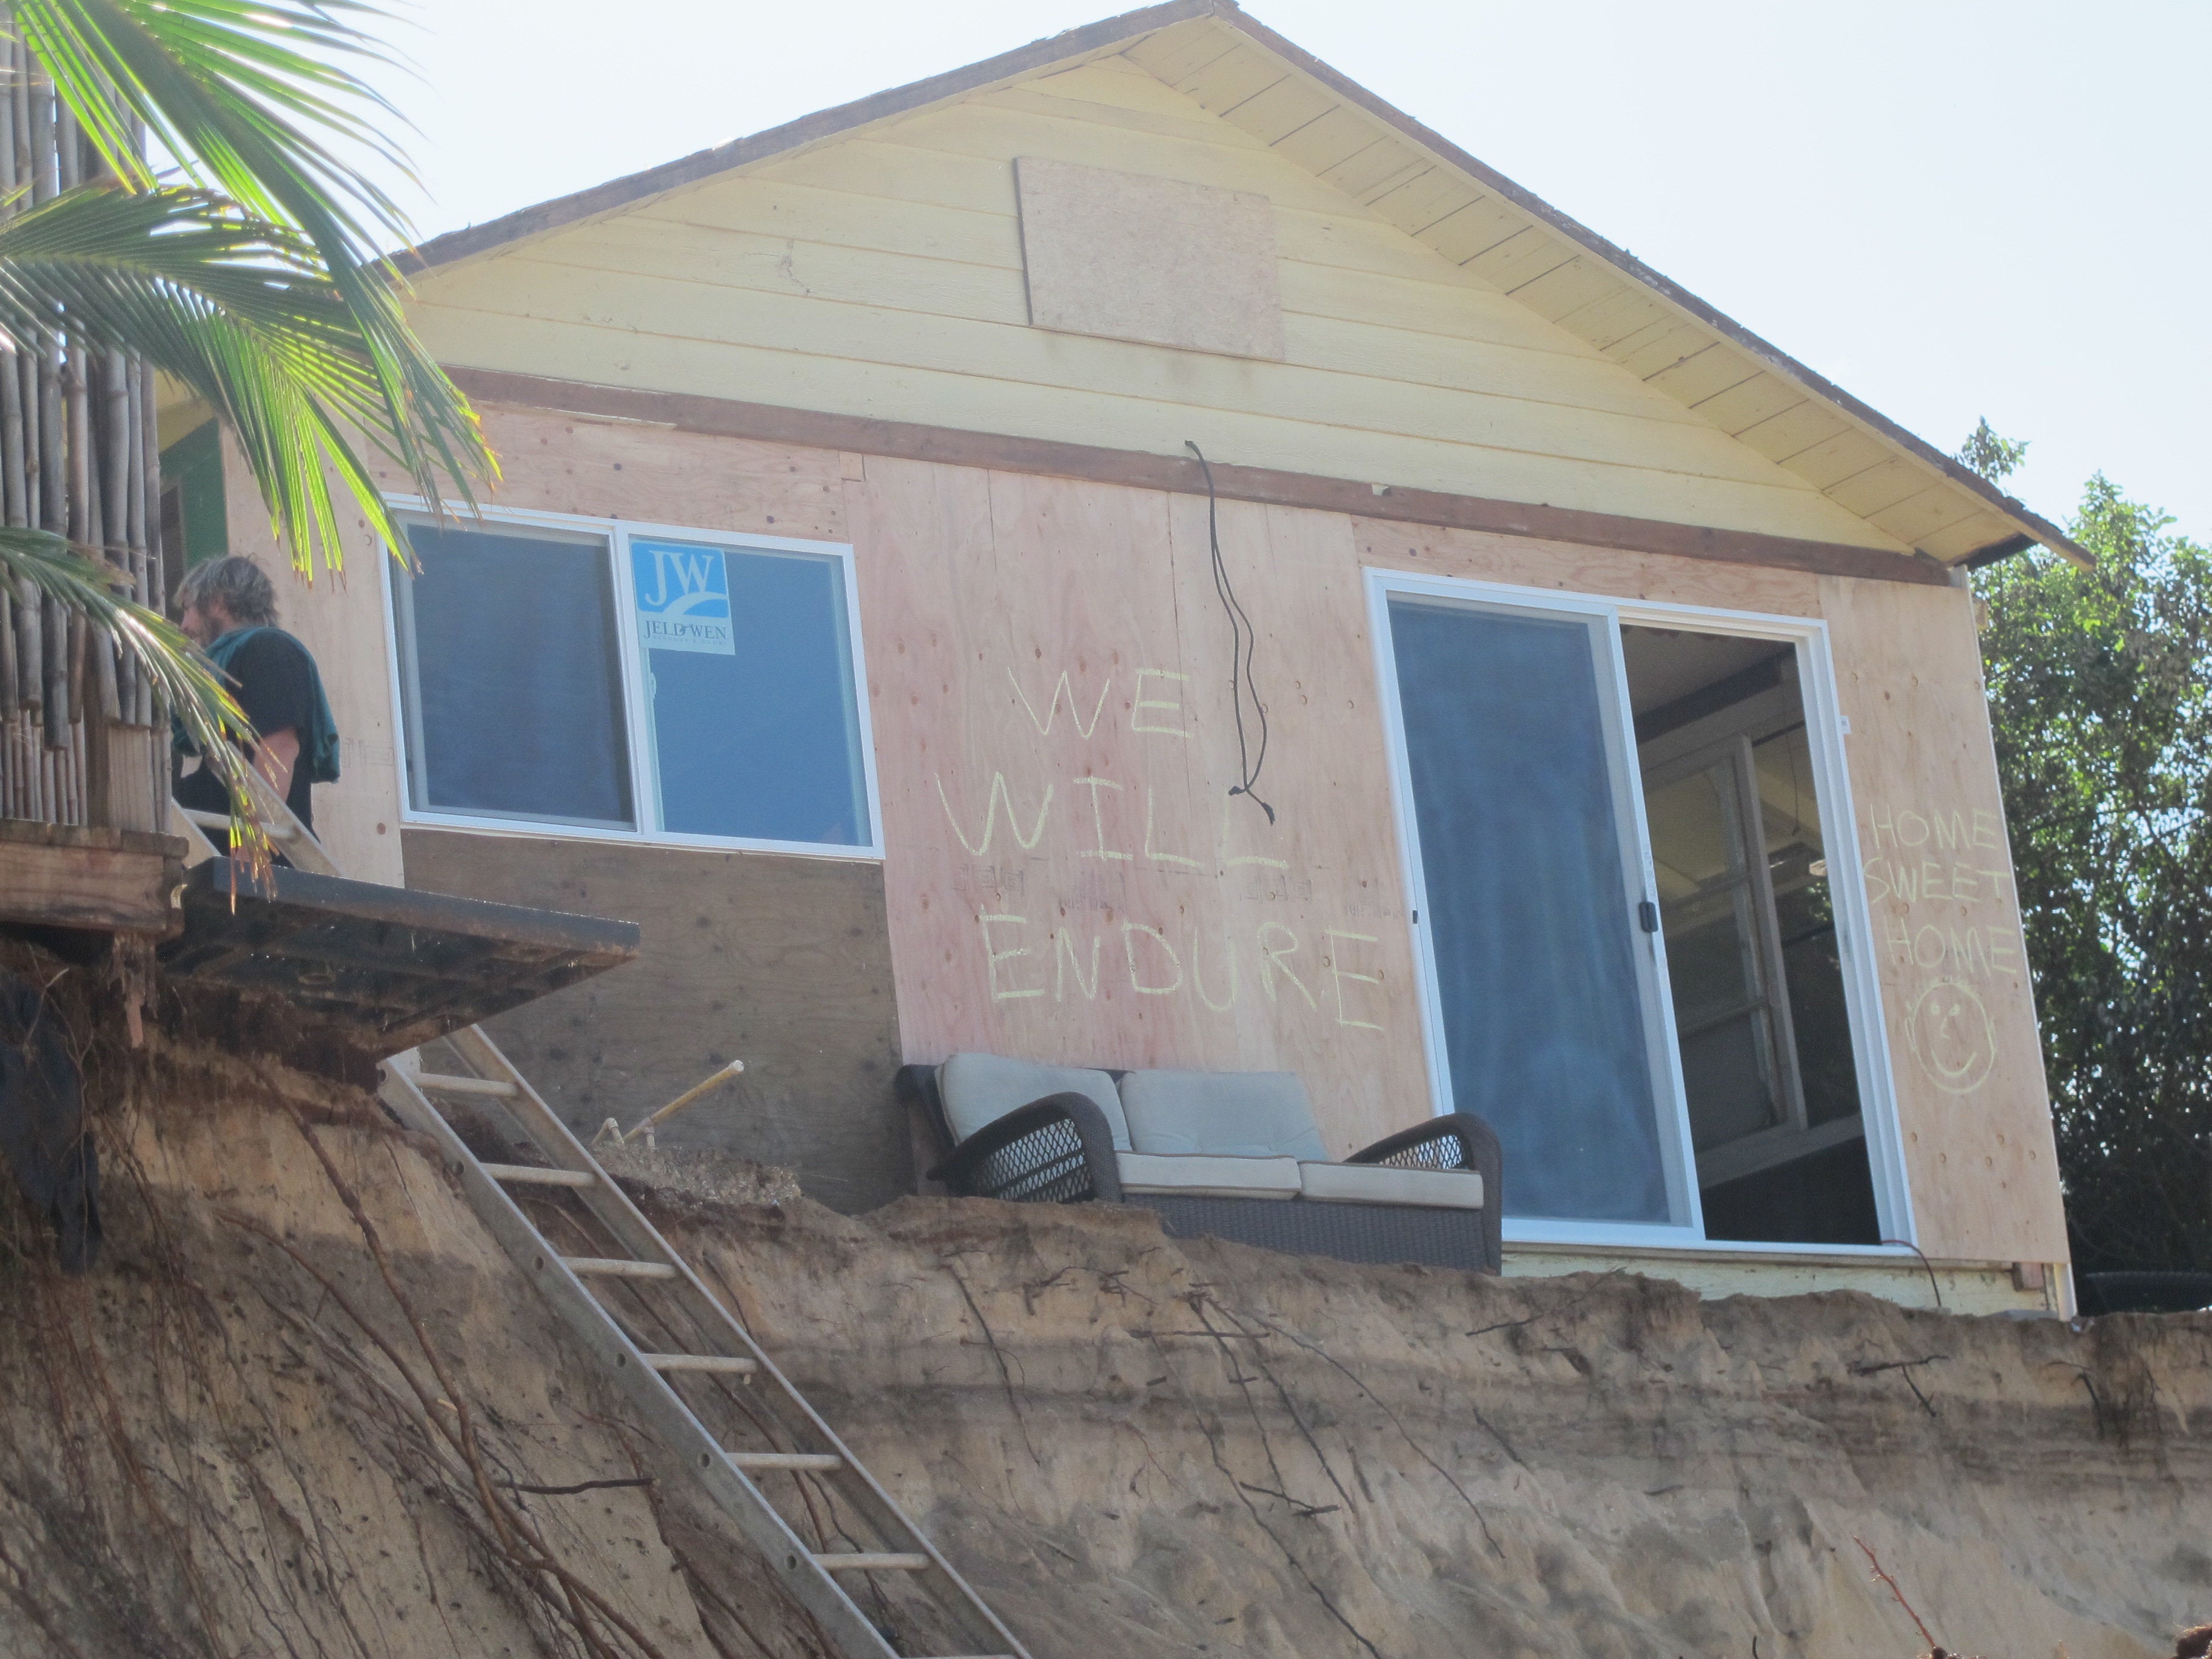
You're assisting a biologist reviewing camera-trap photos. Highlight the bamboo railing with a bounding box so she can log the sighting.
[0,20,166,831]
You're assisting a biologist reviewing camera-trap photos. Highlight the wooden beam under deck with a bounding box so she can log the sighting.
[0,819,186,937]
[447,368,1956,588]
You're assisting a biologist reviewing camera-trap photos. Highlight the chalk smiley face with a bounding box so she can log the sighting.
[1904,977,1997,1094]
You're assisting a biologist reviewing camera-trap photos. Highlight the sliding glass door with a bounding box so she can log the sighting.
[1376,589,1696,1232]
[1370,571,1901,1250]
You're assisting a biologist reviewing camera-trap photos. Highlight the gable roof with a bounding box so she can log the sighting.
[404,0,2088,570]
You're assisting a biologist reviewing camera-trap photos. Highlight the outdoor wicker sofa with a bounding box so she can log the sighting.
[897,1053,1503,1273]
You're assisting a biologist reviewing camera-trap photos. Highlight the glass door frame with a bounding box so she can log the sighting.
[1365,567,1917,1255]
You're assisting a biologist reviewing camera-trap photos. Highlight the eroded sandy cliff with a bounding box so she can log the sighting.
[0,971,2204,1658]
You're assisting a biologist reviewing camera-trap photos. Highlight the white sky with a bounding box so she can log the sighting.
[360,0,2212,541]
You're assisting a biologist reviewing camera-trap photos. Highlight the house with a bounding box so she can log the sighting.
[159,0,2077,1312]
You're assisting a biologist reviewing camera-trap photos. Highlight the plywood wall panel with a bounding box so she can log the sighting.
[240,383,2059,1257]
[1015,156,1287,360]
[1818,575,2066,1263]
[404,828,908,1213]
[846,455,1020,1072]
[859,461,1428,1156]
[466,403,848,540]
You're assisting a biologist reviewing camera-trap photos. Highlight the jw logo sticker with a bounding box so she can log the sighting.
[632,540,736,655]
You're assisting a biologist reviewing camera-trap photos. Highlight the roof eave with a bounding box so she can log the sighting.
[1208,6,2096,572]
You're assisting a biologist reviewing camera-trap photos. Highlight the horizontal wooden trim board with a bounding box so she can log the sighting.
[447,367,1953,586]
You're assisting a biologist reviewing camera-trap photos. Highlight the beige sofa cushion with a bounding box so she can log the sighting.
[1116,1069,1329,1161]
[939,1052,1131,1150]
[1298,1162,1484,1209]
[1116,1152,1302,1199]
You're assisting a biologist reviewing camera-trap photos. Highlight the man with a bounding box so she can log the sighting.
[173,556,340,836]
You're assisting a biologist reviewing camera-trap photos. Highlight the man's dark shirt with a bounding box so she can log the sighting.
[173,628,319,830]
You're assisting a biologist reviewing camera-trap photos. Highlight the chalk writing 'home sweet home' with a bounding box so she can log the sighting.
[1862,802,2022,1094]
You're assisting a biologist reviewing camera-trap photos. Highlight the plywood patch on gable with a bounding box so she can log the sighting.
[1015,155,1286,360]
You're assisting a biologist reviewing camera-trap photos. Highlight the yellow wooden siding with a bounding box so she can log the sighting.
[423,258,1796,483]
[411,64,1917,554]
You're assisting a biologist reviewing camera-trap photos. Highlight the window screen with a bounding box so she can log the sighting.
[1389,595,1674,1225]
[632,538,870,847]
[395,519,635,830]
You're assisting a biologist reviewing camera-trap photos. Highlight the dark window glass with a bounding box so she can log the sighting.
[396,520,634,830]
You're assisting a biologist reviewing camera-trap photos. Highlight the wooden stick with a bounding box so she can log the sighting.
[126,360,150,725]
[615,1059,747,1144]
[65,713,82,822]
[89,421,121,725]
[15,337,41,715]
[0,588,15,725]
[36,334,64,746]
[138,362,161,732]
[0,25,19,764]
[102,349,132,719]
[128,110,159,701]
[32,71,65,748]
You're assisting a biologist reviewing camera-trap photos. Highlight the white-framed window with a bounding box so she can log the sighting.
[384,501,883,860]
[1366,568,1912,1255]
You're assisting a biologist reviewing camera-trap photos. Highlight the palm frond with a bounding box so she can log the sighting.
[12,0,414,249]
[0,523,269,860]
[12,0,495,563]
[0,182,405,571]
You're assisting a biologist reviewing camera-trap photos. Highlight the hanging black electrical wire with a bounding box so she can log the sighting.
[1185,441,1273,825]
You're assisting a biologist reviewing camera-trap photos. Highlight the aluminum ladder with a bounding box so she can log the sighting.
[177,782,1029,1659]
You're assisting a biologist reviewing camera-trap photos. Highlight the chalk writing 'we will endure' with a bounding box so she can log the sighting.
[935,661,1396,1037]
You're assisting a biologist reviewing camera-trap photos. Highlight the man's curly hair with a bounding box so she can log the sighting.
[176,556,277,628]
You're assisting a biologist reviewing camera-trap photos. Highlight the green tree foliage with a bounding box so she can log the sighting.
[1968,427,2212,1272]
[1958,416,2029,487]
